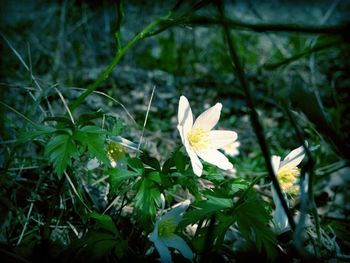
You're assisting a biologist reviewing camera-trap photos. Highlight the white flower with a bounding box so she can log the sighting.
[149,200,194,263]
[271,144,306,233]
[177,95,238,176]
[223,141,240,157]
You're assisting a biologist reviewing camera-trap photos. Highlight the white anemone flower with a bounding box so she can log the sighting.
[223,141,240,157]
[271,144,306,233]
[149,199,194,263]
[177,95,238,176]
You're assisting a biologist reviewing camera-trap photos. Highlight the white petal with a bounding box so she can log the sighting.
[271,187,290,233]
[271,155,281,175]
[209,130,238,149]
[149,220,160,242]
[185,146,203,176]
[177,125,185,145]
[178,96,193,136]
[193,103,222,131]
[162,200,190,223]
[280,145,305,168]
[153,238,172,263]
[162,235,194,261]
[197,149,233,170]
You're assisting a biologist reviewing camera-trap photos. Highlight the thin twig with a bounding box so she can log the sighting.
[216,1,296,231]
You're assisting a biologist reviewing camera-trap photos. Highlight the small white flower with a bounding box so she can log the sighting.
[223,141,240,157]
[149,200,194,263]
[177,95,238,176]
[271,144,306,233]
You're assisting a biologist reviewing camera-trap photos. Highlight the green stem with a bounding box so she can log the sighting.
[69,11,172,113]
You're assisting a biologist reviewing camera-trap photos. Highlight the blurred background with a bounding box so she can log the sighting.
[1,0,350,261]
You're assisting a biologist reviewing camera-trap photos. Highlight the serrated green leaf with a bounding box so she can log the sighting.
[74,126,108,163]
[228,178,250,194]
[127,157,144,174]
[134,178,160,224]
[45,134,78,176]
[235,200,277,260]
[181,195,233,226]
[147,171,161,184]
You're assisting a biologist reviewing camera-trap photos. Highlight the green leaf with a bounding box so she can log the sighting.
[108,168,139,195]
[74,126,108,163]
[140,153,161,171]
[18,124,57,143]
[146,171,161,184]
[162,157,175,174]
[235,200,278,260]
[111,119,124,136]
[181,195,233,226]
[60,231,127,262]
[134,178,160,224]
[76,111,104,125]
[45,134,78,176]
[228,178,250,194]
[127,157,144,174]
[174,148,187,172]
[43,116,74,126]
[80,125,106,134]
[88,211,117,234]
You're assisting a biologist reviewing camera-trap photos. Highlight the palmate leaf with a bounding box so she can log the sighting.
[235,200,278,260]
[181,195,233,226]
[127,156,144,174]
[74,125,108,163]
[134,177,160,224]
[44,134,78,176]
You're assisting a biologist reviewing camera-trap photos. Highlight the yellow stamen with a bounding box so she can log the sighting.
[187,128,210,151]
[278,166,300,194]
[158,218,177,238]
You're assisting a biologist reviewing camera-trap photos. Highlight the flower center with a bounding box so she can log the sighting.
[158,218,177,238]
[187,128,210,151]
[277,166,300,194]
